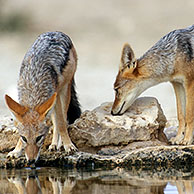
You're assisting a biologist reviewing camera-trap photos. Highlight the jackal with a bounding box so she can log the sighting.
[5,31,81,165]
[111,25,194,145]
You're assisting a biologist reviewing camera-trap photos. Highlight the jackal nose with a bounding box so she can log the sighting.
[111,110,115,115]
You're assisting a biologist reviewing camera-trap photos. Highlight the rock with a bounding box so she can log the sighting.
[1,145,194,169]
[0,116,19,152]
[3,97,193,170]
[164,118,178,140]
[69,97,168,153]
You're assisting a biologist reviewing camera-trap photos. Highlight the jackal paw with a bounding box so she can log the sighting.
[48,144,57,151]
[48,143,77,154]
[7,150,22,159]
[63,143,78,154]
[180,137,193,145]
[170,134,184,145]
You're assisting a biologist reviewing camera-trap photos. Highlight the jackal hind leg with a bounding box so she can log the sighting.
[54,84,77,153]
[48,113,59,151]
[181,82,194,145]
[170,82,186,144]
[7,138,24,158]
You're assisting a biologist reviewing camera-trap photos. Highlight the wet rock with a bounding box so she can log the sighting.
[69,97,168,153]
[1,97,193,169]
[1,145,194,169]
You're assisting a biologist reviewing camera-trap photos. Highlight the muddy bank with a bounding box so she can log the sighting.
[2,145,194,169]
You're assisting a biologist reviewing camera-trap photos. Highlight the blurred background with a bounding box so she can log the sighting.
[0,0,193,120]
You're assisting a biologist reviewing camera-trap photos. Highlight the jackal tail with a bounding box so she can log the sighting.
[67,78,81,124]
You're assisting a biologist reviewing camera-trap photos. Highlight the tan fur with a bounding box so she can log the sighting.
[112,25,194,145]
[5,95,28,122]
[35,92,57,121]
[48,47,78,151]
[50,83,75,151]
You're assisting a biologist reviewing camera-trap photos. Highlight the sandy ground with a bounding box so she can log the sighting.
[0,0,194,120]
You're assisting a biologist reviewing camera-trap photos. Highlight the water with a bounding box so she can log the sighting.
[1,167,193,194]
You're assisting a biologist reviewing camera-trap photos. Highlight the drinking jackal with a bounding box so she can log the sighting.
[111,25,194,145]
[5,32,81,165]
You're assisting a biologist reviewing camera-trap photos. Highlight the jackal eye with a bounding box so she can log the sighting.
[36,135,44,143]
[127,63,131,68]
[21,135,27,143]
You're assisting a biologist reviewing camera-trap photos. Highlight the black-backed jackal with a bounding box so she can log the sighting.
[5,32,81,166]
[111,25,194,145]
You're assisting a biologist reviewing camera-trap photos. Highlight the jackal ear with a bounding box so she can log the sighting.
[35,92,57,120]
[120,43,137,73]
[5,95,28,120]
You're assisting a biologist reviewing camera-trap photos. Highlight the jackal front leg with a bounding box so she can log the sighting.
[48,113,59,151]
[53,86,77,153]
[7,138,24,158]
[181,83,194,145]
[170,82,186,144]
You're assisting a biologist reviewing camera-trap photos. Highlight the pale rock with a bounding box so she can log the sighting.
[69,97,168,152]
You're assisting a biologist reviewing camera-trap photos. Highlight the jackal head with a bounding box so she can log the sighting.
[111,44,151,115]
[5,93,56,165]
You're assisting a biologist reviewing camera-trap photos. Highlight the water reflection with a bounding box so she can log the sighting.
[1,167,194,194]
